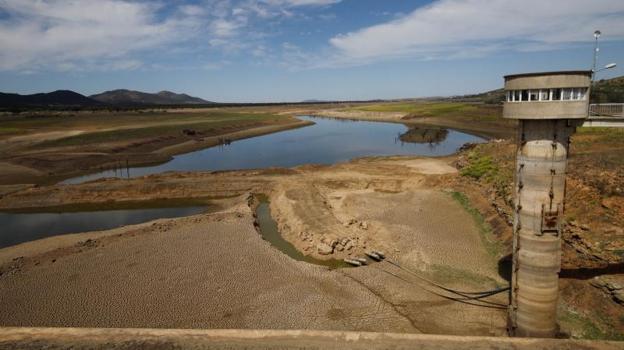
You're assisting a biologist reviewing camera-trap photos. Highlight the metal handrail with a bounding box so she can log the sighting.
[589,103,624,117]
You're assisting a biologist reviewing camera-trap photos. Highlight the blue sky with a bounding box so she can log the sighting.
[0,0,623,102]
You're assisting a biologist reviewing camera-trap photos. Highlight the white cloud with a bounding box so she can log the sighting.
[329,0,624,64]
[0,0,342,72]
[211,18,242,38]
[261,0,341,7]
[0,0,203,71]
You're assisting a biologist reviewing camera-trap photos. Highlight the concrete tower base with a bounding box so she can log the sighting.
[510,119,575,337]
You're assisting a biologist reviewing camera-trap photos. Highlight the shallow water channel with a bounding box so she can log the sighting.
[64,116,484,184]
[0,207,205,249]
[255,198,349,268]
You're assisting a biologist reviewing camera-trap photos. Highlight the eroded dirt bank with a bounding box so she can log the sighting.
[0,157,508,336]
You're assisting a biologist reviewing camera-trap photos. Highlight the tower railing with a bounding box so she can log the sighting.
[589,103,624,117]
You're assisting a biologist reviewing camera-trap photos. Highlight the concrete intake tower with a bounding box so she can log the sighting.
[504,71,592,337]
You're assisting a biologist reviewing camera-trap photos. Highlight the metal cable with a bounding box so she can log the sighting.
[383,259,510,297]
[372,265,508,310]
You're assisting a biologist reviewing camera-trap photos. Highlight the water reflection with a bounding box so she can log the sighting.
[0,207,205,249]
[398,127,449,145]
[64,116,484,184]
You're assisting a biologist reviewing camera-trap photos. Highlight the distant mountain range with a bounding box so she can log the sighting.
[90,89,212,105]
[0,89,212,108]
[0,90,101,108]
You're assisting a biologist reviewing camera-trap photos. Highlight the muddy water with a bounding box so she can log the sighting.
[64,116,484,184]
[0,207,205,249]
[255,199,349,268]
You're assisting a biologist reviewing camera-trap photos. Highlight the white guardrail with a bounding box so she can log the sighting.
[589,103,624,117]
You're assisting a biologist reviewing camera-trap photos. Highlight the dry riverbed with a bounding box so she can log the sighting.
[0,156,508,335]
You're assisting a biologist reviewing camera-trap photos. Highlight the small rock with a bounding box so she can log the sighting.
[590,276,606,289]
[336,246,344,252]
[317,243,334,255]
[606,282,623,291]
[360,221,369,230]
[580,224,590,231]
[341,238,350,246]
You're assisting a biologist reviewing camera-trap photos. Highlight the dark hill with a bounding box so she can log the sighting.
[449,75,623,104]
[0,90,100,108]
[592,75,624,103]
[90,89,212,105]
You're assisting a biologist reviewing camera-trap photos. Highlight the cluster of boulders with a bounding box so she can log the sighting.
[591,276,624,305]
[297,230,367,257]
[315,237,358,256]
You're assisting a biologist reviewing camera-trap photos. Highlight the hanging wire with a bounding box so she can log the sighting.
[372,265,508,310]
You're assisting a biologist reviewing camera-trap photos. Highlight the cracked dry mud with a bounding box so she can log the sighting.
[0,157,507,335]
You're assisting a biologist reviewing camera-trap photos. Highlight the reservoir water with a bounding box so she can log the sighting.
[0,207,205,249]
[64,116,484,184]
[1,116,483,249]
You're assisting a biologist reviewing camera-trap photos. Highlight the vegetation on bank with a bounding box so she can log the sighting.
[450,191,501,259]
[459,147,514,201]
[35,113,281,148]
[591,76,624,104]
[560,308,624,341]
[350,101,488,116]
[430,264,502,288]
[0,111,284,146]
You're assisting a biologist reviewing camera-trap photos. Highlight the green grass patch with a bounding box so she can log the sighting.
[350,102,479,116]
[346,101,507,125]
[460,152,496,180]
[430,264,502,288]
[459,147,512,200]
[34,113,279,148]
[0,126,23,135]
[577,127,624,143]
[451,191,501,258]
[560,309,624,341]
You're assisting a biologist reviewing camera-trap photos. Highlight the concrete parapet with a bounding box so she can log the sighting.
[0,328,623,350]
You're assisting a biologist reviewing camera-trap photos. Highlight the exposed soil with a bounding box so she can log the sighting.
[0,157,507,336]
